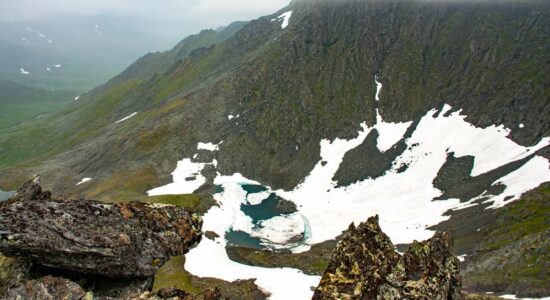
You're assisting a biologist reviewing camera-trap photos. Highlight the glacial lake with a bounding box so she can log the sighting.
[0,189,15,202]
[225,184,308,251]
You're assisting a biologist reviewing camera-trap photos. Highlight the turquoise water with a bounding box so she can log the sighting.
[241,193,291,222]
[226,230,264,248]
[225,184,305,251]
[241,184,268,194]
[0,189,15,202]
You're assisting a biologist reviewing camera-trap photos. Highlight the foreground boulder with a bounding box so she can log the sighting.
[5,275,223,300]
[5,276,87,300]
[0,254,32,296]
[142,286,222,300]
[313,215,461,299]
[0,179,202,278]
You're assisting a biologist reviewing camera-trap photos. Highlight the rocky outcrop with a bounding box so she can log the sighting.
[5,276,87,300]
[9,174,49,202]
[313,215,461,299]
[0,179,209,298]
[142,286,222,300]
[5,275,223,300]
[0,180,202,277]
[0,254,32,296]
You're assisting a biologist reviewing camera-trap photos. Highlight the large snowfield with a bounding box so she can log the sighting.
[148,79,550,299]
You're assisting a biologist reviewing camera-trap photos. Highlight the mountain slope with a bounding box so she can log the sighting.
[0,0,548,297]
[0,80,75,129]
[4,0,544,192]
[0,21,247,176]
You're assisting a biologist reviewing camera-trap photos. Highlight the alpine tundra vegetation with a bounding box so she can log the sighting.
[0,0,549,299]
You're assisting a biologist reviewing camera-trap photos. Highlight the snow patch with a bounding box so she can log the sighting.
[197,142,221,151]
[499,294,550,300]
[186,238,319,300]
[185,173,320,300]
[46,67,51,71]
[374,110,411,152]
[275,11,293,29]
[74,95,80,101]
[147,158,207,196]
[375,76,383,101]
[114,112,137,124]
[371,78,411,152]
[76,178,92,186]
[19,68,29,75]
[250,212,306,247]
[54,64,62,68]
[275,105,550,246]
[246,191,271,205]
[484,156,550,208]
[151,102,550,299]
[148,142,221,196]
[443,121,548,177]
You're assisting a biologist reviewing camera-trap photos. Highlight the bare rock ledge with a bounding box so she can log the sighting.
[0,179,202,278]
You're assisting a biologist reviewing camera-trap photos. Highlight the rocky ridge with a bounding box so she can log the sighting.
[0,178,218,299]
[1,178,202,277]
[313,215,462,299]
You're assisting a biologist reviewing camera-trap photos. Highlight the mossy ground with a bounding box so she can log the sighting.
[154,255,268,299]
[147,194,201,210]
[457,183,550,297]
[226,239,337,276]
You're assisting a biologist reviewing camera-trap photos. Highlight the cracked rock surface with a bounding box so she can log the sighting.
[313,215,462,300]
[0,179,202,278]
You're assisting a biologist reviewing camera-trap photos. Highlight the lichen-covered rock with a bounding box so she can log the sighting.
[5,276,87,300]
[313,215,461,299]
[141,286,222,300]
[0,254,32,297]
[0,180,202,277]
[89,275,154,299]
[10,175,50,202]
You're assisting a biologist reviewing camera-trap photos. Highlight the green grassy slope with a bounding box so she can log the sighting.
[0,81,76,129]
[0,0,547,193]
[461,183,550,297]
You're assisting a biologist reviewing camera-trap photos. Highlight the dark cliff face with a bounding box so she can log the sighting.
[223,0,549,188]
